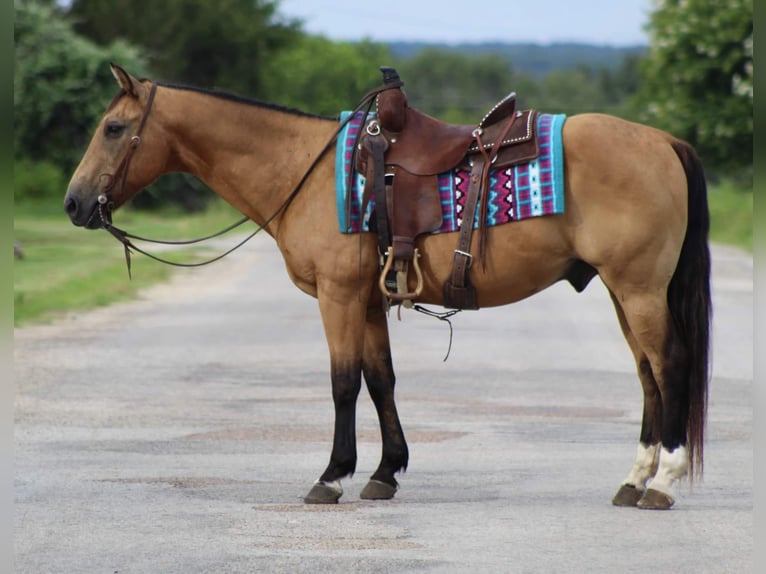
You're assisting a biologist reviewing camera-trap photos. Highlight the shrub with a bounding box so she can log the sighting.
[14,158,69,204]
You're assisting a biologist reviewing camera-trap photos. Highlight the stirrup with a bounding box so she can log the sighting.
[378,248,423,306]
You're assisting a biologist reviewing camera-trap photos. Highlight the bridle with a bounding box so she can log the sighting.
[96,79,392,278]
[97,82,158,219]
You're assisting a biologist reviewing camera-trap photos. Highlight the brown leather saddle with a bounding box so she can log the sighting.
[356,67,541,310]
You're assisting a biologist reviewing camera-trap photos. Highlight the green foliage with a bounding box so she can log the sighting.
[14,158,69,204]
[68,0,301,98]
[386,48,643,122]
[528,57,643,119]
[14,0,146,174]
[636,0,752,172]
[391,49,527,123]
[63,0,305,211]
[389,42,646,80]
[259,37,392,115]
[707,180,752,251]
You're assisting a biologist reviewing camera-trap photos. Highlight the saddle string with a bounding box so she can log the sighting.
[100,79,399,276]
[410,305,461,362]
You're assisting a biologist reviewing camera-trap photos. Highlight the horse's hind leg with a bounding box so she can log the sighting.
[359,303,409,500]
[608,291,661,507]
[608,289,690,509]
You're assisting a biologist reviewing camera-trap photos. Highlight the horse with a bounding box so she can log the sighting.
[64,64,711,510]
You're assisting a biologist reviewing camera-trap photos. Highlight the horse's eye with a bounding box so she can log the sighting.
[104,122,126,139]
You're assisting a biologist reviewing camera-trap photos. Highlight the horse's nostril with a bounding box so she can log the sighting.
[64,196,78,217]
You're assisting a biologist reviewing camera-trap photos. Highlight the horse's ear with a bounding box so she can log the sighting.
[110,63,144,99]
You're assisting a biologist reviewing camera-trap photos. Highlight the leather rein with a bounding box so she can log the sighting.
[98,80,390,277]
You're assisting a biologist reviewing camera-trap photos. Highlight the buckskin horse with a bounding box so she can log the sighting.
[64,64,710,510]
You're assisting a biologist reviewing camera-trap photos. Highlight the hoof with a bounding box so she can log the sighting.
[303,481,342,504]
[637,488,675,510]
[360,479,397,500]
[612,484,643,507]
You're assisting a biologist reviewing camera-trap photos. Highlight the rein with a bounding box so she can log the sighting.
[98,79,396,277]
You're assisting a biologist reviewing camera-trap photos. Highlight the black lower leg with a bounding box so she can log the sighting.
[364,363,409,486]
[638,358,663,447]
[319,361,362,483]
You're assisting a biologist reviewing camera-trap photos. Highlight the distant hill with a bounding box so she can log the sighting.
[387,42,647,78]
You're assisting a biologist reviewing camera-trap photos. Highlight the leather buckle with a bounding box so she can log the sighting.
[454,249,473,268]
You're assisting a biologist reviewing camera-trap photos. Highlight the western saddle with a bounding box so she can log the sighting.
[355,67,540,310]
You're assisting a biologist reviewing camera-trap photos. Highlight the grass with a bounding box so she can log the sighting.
[707,180,753,251]
[14,180,752,326]
[13,199,251,326]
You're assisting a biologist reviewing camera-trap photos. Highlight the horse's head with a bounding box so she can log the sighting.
[64,64,168,228]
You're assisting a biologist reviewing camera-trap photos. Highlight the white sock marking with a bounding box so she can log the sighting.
[624,443,660,490]
[647,446,688,496]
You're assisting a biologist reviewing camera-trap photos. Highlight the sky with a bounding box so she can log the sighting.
[277,0,653,46]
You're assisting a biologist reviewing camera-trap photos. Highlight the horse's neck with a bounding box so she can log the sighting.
[159,87,337,234]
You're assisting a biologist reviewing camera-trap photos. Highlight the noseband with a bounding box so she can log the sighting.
[97,82,158,222]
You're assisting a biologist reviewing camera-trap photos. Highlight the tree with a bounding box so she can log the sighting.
[392,49,531,124]
[637,0,752,173]
[526,57,643,119]
[67,0,301,98]
[14,0,146,173]
[258,36,392,115]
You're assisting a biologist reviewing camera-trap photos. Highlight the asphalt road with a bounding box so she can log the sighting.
[14,237,752,573]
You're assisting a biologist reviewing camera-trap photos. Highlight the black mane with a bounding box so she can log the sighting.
[156,82,336,121]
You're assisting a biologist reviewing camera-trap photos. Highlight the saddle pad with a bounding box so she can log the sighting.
[335,111,566,234]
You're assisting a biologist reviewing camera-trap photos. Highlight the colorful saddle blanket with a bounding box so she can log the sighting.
[334,111,566,234]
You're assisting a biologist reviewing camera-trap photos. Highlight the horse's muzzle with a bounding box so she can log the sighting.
[64,190,105,229]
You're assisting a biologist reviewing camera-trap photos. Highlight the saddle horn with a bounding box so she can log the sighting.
[376,66,407,133]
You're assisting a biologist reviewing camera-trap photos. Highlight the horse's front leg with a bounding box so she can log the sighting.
[359,301,409,500]
[303,284,368,504]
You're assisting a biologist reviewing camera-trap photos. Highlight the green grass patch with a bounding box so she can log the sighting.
[14,199,251,326]
[707,180,752,251]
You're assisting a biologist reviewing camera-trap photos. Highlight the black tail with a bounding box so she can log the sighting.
[667,140,711,481]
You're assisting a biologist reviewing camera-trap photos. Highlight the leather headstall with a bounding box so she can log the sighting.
[98,82,159,223]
